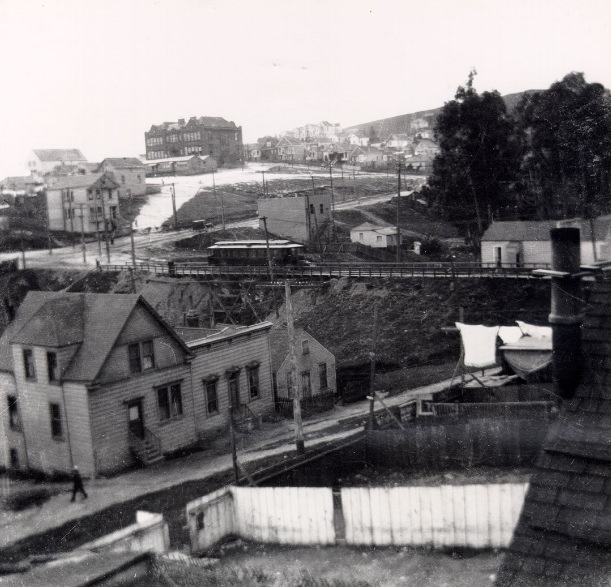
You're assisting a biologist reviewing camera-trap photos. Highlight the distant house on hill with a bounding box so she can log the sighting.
[0,291,274,477]
[481,217,611,267]
[414,139,440,157]
[275,136,306,162]
[270,328,336,415]
[27,149,88,178]
[350,222,398,248]
[98,158,147,197]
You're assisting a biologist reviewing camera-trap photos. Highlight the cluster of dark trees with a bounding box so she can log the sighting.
[422,71,611,243]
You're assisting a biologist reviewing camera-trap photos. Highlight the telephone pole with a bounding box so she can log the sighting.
[76,204,86,264]
[396,162,402,263]
[170,183,177,230]
[261,216,278,317]
[285,281,305,455]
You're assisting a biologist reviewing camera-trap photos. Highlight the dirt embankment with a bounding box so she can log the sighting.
[1,269,552,373]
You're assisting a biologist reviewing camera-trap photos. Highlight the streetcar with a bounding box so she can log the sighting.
[207,240,305,266]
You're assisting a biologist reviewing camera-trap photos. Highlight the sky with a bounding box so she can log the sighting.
[1,0,610,178]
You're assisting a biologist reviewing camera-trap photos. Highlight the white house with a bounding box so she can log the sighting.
[27,149,88,178]
[350,222,398,248]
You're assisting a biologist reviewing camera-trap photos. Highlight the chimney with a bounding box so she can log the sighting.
[549,228,583,399]
[178,118,186,126]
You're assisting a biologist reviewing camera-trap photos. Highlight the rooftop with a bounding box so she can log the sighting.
[33,149,87,162]
[481,221,557,242]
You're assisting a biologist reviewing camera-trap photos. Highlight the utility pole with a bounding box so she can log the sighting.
[212,173,225,229]
[396,162,402,263]
[368,303,379,430]
[285,281,305,455]
[261,216,278,317]
[170,183,177,230]
[100,189,111,263]
[76,204,86,264]
[127,193,136,269]
[328,163,336,241]
[310,175,324,259]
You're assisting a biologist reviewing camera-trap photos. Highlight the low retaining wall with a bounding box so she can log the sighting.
[187,483,528,553]
[80,511,170,554]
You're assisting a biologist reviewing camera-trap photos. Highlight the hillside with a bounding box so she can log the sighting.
[345,90,540,137]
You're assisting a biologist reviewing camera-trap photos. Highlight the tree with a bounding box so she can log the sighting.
[427,71,519,244]
[514,72,611,220]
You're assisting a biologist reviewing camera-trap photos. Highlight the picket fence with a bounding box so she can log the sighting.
[186,482,528,553]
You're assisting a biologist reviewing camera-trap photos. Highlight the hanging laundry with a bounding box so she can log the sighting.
[455,323,500,368]
[516,321,552,339]
[499,326,523,344]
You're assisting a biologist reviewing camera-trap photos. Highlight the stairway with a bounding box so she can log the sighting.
[129,428,165,466]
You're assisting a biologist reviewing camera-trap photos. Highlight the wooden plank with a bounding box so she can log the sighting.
[440,485,455,546]
[419,486,434,546]
[408,486,423,546]
[499,484,515,546]
[475,484,490,547]
[487,484,502,548]
[464,484,480,548]
[452,485,467,546]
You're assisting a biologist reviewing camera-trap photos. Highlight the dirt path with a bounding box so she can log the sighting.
[0,377,455,560]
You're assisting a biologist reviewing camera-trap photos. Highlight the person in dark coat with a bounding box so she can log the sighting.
[71,465,88,501]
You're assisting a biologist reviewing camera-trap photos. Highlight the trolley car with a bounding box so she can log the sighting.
[207,240,304,266]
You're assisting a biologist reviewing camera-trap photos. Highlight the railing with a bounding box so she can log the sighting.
[101,260,552,280]
[128,426,163,465]
[276,390,337,417]
[430,400,556,419]
[232,403,262,431]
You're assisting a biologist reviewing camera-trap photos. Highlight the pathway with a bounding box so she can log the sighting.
[0,375,458,550]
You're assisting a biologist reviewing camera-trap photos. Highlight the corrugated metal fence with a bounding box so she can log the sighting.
[187,483,527,553]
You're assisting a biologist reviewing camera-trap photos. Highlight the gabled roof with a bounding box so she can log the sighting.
[481,221,557,242]
[351,222,393,232]
[0,292,190,382]
[496,282,611,586]
[46,173,120,191]
[269,328,303,372]
[33,149,87,162]
[557,215,611,241]
[99,158,145,169]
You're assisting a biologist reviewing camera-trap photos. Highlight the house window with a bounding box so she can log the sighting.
[87,190,93,200]
[302,340,310,355]
[47,351,59,383]
[320,204,324,213]
[8,395,20,430]
[318,363,328,389]
[359,233,364,241]
[157,382,183,421]
[49,402,63,439]
[247,366,260,399]
[205,380,218,415]
[9,448,19,469]
[310,204,315,214]
[121,175,125,184]
[128,340,155,373]
[23,348,36,380]
[376,235,382,242]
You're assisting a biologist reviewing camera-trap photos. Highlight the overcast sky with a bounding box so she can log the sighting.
[1,0,610,177]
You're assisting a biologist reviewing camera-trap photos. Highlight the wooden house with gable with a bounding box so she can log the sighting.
[270,328,336,416]
[0,292,275,477]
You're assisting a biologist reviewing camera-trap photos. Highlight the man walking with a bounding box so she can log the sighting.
[70,465,88,502]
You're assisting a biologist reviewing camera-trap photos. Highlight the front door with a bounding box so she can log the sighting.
[127,399,144,439]
[228,374,240,410]
[494,246,502,268]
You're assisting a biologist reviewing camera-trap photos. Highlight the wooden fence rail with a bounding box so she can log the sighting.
[186,482,528,553]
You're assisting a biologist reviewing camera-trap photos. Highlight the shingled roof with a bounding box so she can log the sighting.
[0,292,190,383]
[33,149,87,162]
[481,221,557,242]
[495,281,611,586]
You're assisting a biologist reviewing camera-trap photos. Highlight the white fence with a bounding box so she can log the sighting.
[186,483,528,553]
[342,483,527,548]
[187,486,335,553]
